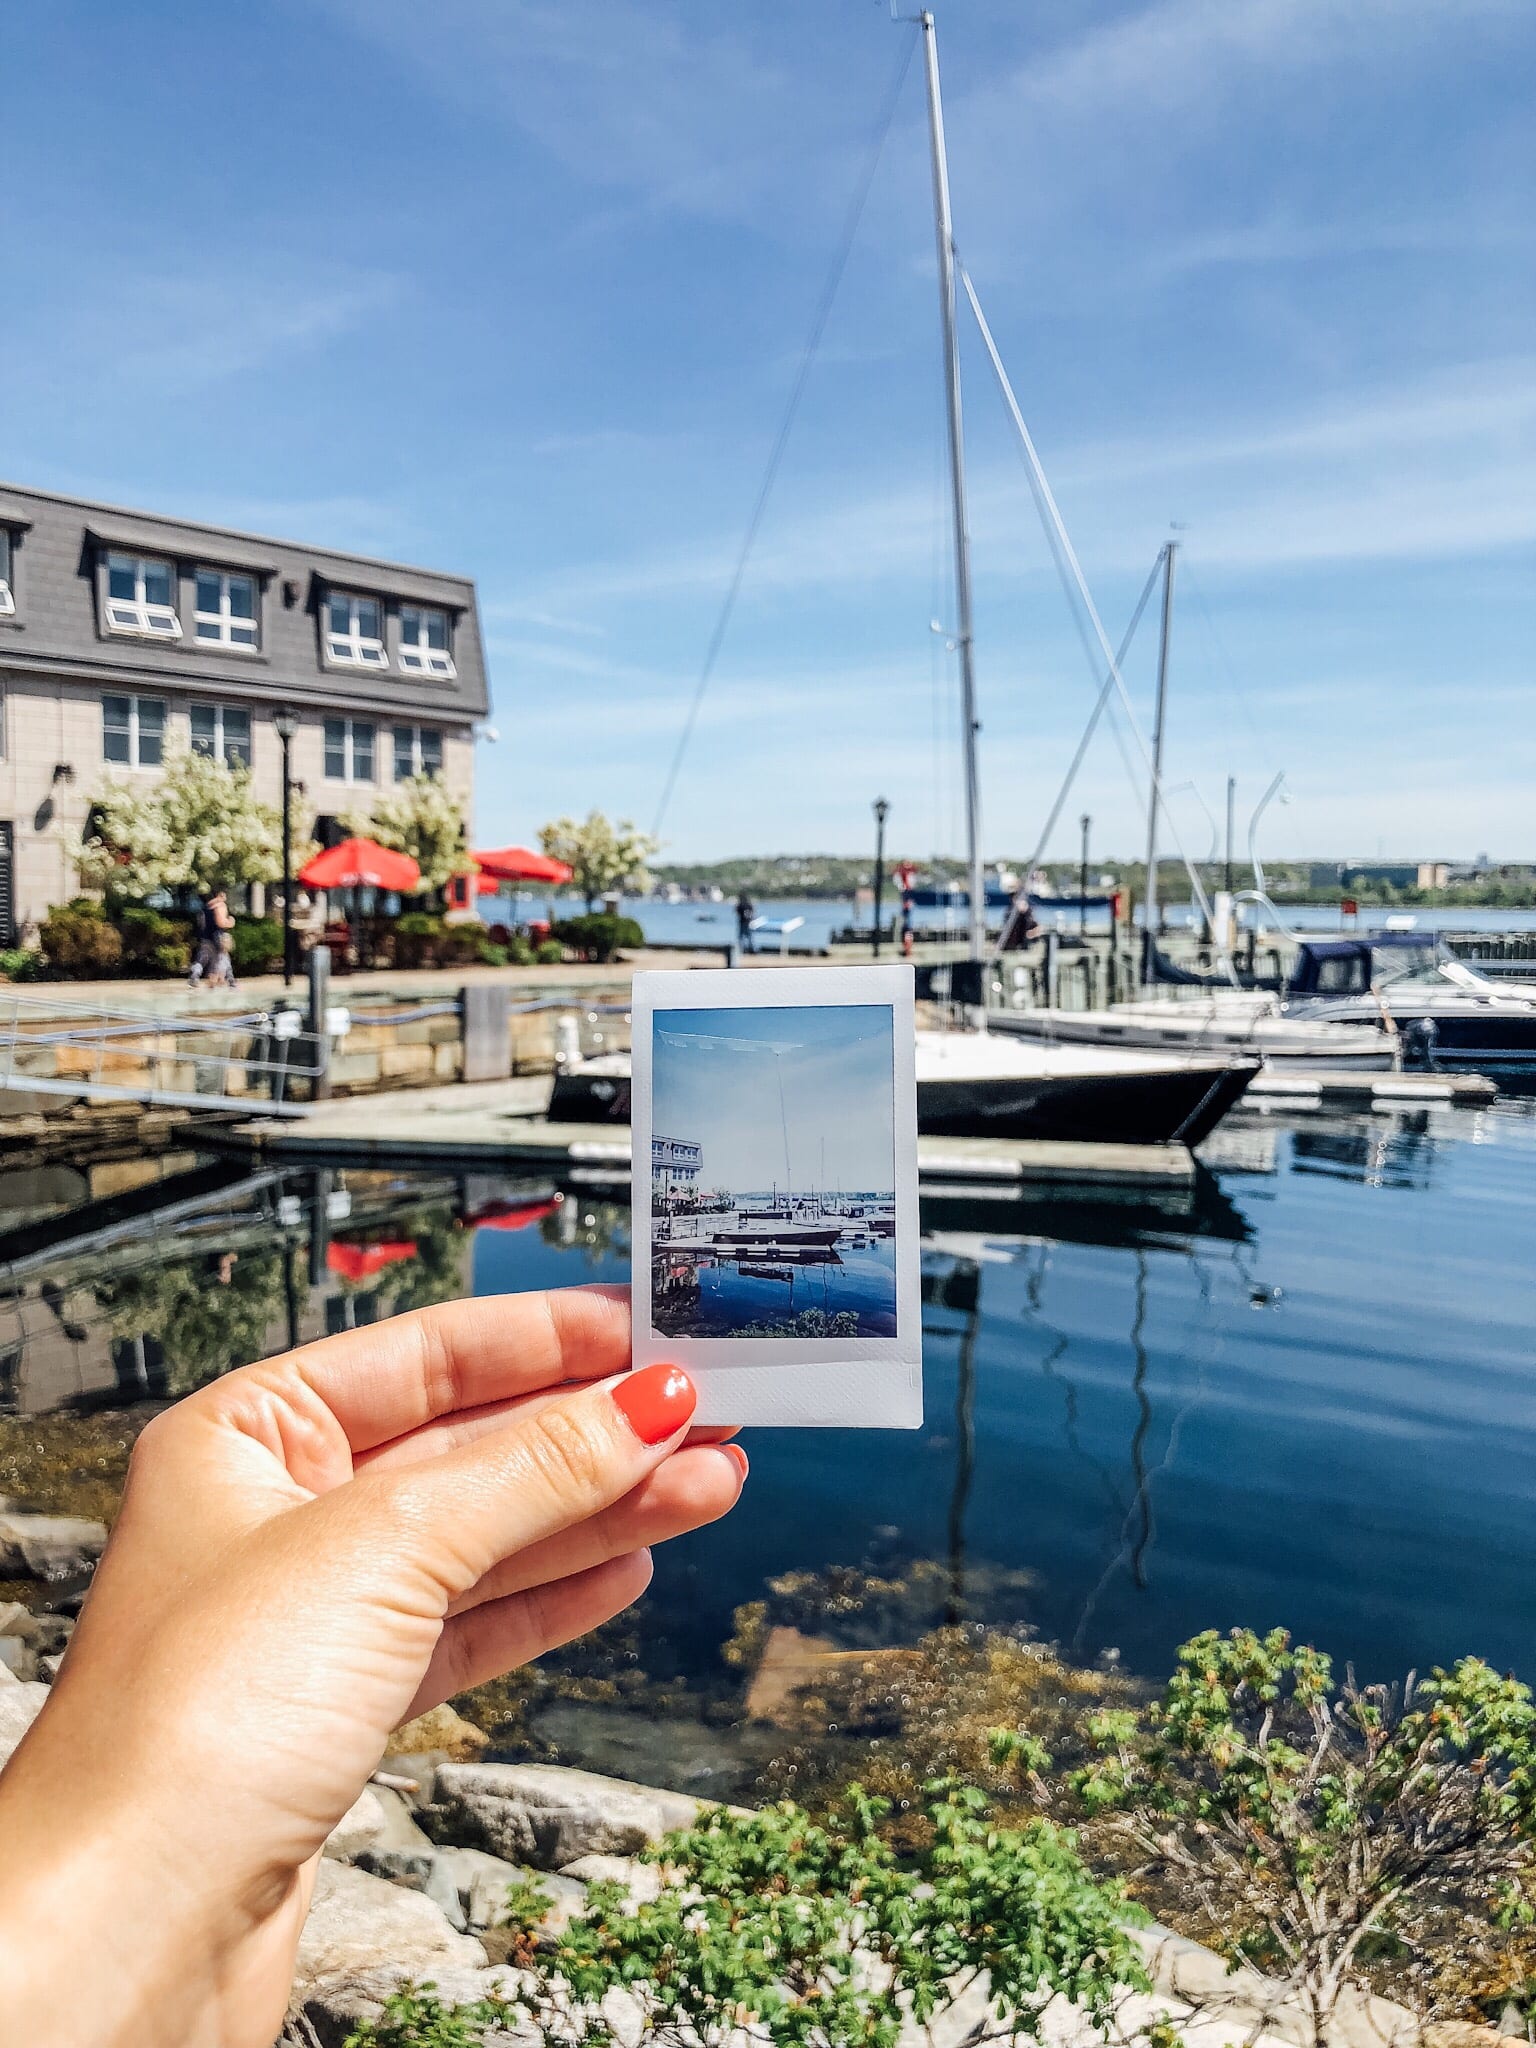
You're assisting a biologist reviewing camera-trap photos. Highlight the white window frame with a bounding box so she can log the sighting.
[0,530,14,618]
[323,716,376,784]
[325,590,387,669]
[194,568,259,650]
[398,605,455,678]
[392,724,444,781]
[190,702,253,769]
[102,693,167,768]
[104,553,181,639]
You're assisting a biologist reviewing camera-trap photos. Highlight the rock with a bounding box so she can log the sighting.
[323,1787,390,1861]
[0,1511,107,1582]
[293,1961,535,2048]
[0,1600,39,1641]
[39,1653,65,1682]
[390,1700,489,1760]
[0,1678,50,1769]
[560,1852,664,1903]
[0,1636,35,1681]
[428,1762,700,1870]
[292,1861,486,2009]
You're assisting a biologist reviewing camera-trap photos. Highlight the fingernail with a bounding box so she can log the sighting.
[612,1363,696,1445]
[718,1443,749,1483]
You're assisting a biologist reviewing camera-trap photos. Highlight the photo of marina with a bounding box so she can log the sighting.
[650,1003,898,1341]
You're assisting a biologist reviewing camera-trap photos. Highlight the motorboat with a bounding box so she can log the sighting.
[989,994,1399,1070]
[547,1028,1257,1150]
[1281,935,1536,1068]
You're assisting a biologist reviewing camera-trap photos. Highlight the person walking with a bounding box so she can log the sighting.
[188,889,222,986]
[735,893,756,955]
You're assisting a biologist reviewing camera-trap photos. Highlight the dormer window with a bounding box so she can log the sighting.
[399,605,455,678]
[0,530,14,617]
[325,590,386,668]
[195,568,258,649]
[106,553,181,638]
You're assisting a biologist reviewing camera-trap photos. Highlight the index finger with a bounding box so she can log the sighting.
[279,1284,632,1453]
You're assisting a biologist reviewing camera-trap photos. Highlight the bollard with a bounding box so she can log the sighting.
[461,984,512,1083]
[306,946,332,1101]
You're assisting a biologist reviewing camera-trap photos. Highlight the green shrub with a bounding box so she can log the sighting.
[0,948,41,982]
[534,939,566,966]
[230,917,282,976]
[114,906,193,976]
[152,941,190,976]
[480,943,509,967]
[40,902,123,978]
[549,912,644,963]
[344,1981,524,2046]
[393,912,445,970]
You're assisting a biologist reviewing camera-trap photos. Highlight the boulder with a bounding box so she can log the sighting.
[560,1852,664,1904]
[0,1636,35,1681]
[0,1511,107,1582]
[0,1678,49,1770]
[292,1860,486,2004]
[428,1763,699,1870]
[325,1782,434,1863]
[0,1600,39,1641]
[292,1961,535,2048]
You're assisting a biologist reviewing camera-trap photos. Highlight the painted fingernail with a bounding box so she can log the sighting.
[718,1444,749,1483]
[612,1363,696,1445]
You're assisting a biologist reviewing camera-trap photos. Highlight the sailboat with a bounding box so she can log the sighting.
[553,12,1260,1150]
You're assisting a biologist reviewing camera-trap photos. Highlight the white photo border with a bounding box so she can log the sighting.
[631,965,922,1429]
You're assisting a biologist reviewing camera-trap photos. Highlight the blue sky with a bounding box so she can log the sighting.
[4,1,1532,862]
[655,1005,895,1191]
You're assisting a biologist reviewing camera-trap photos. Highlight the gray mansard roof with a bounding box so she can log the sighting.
[0,481,490,725]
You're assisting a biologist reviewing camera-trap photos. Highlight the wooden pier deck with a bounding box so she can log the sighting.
[230,1078,1196,1188]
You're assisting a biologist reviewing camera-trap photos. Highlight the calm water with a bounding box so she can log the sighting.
[485,889,1536,951]
[654,1237,899,1341]
[5,1096,1535,1728]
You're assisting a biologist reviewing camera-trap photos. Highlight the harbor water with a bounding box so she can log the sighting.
[4,1091,1534,1784]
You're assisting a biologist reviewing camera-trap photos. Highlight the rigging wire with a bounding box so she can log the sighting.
[650,29,918,839]
[956,260,1232,972]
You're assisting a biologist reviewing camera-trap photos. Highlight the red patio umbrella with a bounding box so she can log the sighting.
[300,837,422,893]
[471,846,573,886]
[326,1239,418,1280]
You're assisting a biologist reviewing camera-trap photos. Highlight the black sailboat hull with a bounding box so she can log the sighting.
[548,1057,1256,1149]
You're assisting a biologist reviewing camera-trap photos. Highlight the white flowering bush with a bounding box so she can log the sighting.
[345,772,468,893]
[77,749,286,897]
[539,810,660,910]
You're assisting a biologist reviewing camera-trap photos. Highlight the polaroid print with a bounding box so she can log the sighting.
[630,966,921,1429]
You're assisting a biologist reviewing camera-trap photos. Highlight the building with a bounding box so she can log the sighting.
[652,1135,702,1201]
[1310,862,1452,894]
[0,482,491,941]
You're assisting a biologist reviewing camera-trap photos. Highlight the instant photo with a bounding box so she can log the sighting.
[630,967,921,1429]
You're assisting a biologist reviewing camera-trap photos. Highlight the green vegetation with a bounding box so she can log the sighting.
[77,746,287,897]
[539,810,660,911]
[39,898,123,977]
[0,947,42,981]
[549,912,645,962]
[733,1306,861,1338]
[345,1983,525,2047]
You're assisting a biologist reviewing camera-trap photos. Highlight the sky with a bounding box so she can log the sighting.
[3,1,1532,863]
[654,1005,895,1192]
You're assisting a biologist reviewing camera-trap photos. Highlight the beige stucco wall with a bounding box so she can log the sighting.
[0,671,475,934]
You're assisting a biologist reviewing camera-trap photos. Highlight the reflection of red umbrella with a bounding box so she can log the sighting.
[466,1196,560,1232]
[326,1239,418,1280]
[301,838,421,893]
[471,846,573,886]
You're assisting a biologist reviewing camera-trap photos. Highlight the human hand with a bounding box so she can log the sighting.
[0,1285,743,2048]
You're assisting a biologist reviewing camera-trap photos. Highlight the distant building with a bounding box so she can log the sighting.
[653,1135,702,1198]
[1312,862,1451,894]
[0,482,491,941]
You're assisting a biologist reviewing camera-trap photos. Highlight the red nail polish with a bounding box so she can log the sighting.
[613,1363,696,1445]
[720,1444,749,1482]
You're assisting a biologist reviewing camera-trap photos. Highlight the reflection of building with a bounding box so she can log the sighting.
[652,1135,701,1200]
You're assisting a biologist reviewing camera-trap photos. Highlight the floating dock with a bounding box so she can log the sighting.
[1245,1068,1496,1109]
[230,1078,1195,1189]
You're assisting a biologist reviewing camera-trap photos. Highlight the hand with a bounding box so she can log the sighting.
[0,1285,743,2048]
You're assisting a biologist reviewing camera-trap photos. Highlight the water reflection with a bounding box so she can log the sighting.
[1,1097,1533,1774]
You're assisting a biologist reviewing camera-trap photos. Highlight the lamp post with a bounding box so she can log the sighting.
[1078,812,1091,935]
[871,797,890,959]
[274,708,297,986]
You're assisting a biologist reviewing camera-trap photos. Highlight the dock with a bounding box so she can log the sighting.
[230,1078,1196,1189]
[1245,1068,1496,1108]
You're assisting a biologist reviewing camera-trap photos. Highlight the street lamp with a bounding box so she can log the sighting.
[273,707,297,986]
[871,797,890,959]
[1078,813,1091,935]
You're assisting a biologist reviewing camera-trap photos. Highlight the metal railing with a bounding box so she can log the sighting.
[0,992,323,1116]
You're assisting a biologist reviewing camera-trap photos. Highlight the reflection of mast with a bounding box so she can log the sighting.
[946,1290,978,1625]
[1127,1251,1155,1590]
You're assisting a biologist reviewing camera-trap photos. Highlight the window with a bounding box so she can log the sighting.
[105,554,181,638]
[194,569,258,649]
[190,703,252,769]
[323,717,375,782]
[325,590,386,667]
[393,724,443,780]
[103,693,166,767]
[398,605,455,678]
[0,530,13,617]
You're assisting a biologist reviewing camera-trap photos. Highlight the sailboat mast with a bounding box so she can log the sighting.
[919,12,985,962]
[1141,538,1177,983]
